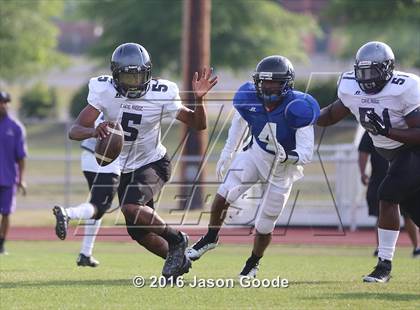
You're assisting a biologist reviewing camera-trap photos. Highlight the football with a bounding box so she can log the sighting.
[94,122,124,166]
[284,97,320,129]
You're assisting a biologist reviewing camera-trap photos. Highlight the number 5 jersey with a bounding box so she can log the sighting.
[87,75,182,173]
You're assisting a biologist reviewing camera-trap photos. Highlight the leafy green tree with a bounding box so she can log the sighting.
[80,0,320,73]
[0,0,66,81]
[20,83,57,119]
[295,79,338,109]
[69,84,89,119]
[324,0,420,68]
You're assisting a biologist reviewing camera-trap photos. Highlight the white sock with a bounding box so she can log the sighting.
[377,228,399,261]
[66,203,95,220]
[80,218,102,257]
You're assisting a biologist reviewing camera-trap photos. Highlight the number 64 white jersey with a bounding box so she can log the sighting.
[87,75,182,173]
[338,70,420,150]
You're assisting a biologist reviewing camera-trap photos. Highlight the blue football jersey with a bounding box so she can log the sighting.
[233,82,318,154]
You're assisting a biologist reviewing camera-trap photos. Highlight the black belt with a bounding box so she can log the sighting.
[81,145,95,154]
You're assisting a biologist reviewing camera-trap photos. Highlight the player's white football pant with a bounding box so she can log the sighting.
[217,149,294,234]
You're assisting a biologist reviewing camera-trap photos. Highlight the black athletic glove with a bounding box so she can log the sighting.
[365,110,389,136]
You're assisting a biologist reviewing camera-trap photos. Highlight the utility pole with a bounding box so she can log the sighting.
[180,0,211,209]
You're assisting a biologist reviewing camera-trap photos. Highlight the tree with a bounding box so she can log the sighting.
[69,84,89,119]
[324,0,420,68]
[80,0,320,73]
[0,0,66,81]
[20,83,57,119]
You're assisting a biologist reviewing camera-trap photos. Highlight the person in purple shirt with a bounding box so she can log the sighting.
[0,91,27,254]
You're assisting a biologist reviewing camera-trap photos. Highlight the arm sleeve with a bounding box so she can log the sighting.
[358,131,373,153]
[401,77,420,116]
[163,92,183,119]
[293,125,314,165]
[221,110,248,157]
[336,73,353,109]
[87,78,103,112]
[15,124,27,160]
[163,83,182,118]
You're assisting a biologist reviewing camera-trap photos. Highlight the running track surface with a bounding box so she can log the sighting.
[8,226,412,246]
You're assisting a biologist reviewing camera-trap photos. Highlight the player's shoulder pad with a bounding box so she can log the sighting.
[151,78,179,99]
[394,71,419,88]
[233,82,257,108]
[239,81,255,92]
[285,91,320,128]
[337,71,358,96]
[88,75,114,95]
[378,71,419,97]
[336,70,354,85]
[291,90,319,105]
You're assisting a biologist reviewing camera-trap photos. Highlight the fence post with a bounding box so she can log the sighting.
[64,121,72,207]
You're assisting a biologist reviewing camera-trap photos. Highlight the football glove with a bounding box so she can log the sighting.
[366,110,389,136]
[274,142,299,165]
[216,152,233,182]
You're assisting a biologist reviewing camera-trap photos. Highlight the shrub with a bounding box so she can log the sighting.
[69,84,89,119]
[20,83,57,119]
[294,79,338,109]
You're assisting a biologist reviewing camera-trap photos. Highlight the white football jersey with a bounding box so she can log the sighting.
[87,75,182,173]
[338,70,420,150]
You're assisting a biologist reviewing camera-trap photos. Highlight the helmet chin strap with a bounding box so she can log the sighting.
[261,86,291,107]
[126,91,142,99]
[359,79,388,94]
[121,83,150,99]
[262,93,281,105]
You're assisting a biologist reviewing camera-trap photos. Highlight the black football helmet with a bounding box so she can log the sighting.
[110,43,152,98]
[354,41,394,94]
[252,55,295,105]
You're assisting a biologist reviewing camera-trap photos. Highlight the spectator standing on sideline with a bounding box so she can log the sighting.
[0,91,27,254]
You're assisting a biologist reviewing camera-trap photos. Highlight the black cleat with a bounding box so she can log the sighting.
[412,248,420,259]
[77,253,99,267]
[162,232,191,279]
[363,258,392,283]
[0,247,8,255]
[53,206,69,240]
[239,262,259,279]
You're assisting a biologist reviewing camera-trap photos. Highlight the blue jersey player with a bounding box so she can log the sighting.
[187,56,320,277]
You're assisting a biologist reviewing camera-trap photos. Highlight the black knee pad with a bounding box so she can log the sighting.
[92,202,112,220]
[119,185,154,207]
[88,173,119,220]
[126,225,150,241]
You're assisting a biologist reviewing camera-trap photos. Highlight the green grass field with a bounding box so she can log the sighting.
[1,242,419,309]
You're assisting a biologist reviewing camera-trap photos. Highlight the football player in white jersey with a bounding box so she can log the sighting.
[60,43,217,278]
[317,41,420,283]
[53,113,120,267]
